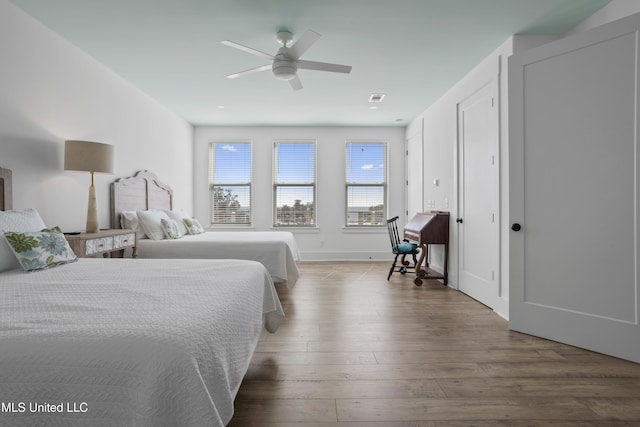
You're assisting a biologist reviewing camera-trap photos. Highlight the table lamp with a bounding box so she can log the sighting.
[64,140,114,233]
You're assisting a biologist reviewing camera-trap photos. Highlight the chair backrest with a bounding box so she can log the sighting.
[386,216,402,251]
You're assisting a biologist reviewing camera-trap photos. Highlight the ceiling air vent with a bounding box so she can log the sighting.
[369,93,385,103]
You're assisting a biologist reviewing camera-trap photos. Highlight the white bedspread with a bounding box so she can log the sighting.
[0,258,284,427]
[137,231,300,288]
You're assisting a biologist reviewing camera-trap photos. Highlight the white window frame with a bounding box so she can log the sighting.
[273,140,316,227]
[209,141,252,226]
[345,141,388,227]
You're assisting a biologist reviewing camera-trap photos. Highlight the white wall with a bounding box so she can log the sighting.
[194,126,405,260]
[4,0,625,264]
[405,0,640,319]
[405,35,553,319]
[0,0,194,231]
[405,119,423,220]
[407,39,513,280]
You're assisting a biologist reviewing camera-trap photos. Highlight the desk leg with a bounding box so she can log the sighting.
[443,243,449,285]
[414,243,427,286]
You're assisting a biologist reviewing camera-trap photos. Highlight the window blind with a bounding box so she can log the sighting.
[345,142,387,226]
[209,142,251,225]
[273,141,316,226]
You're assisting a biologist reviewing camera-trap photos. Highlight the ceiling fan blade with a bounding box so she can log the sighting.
[221,40,274,60]
[287,30,321,59]
[226,64,271,79]
[289,75,303,91]
[297,60,352,74]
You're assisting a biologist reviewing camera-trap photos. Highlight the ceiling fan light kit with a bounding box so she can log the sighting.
[273,49,297,80]
[222,29,352,90]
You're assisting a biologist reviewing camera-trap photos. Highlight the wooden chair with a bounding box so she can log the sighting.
[386,216,420,280]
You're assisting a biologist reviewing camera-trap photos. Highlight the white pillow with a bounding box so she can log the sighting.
[0,208,48,273]
[164,209,190,236]
[120,210,147,238]
[120,210,138,229]
[136,210,170,240]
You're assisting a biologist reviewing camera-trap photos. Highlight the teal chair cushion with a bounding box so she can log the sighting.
[395,242,418,253]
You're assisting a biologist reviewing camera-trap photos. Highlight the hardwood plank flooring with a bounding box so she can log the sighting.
[228,261,640,426]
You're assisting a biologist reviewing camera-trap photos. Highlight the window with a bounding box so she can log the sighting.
[209,142,251,225]
[273,141,316,226]
[345,142,387,226]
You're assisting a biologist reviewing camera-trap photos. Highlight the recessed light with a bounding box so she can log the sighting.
[217,105,225,109]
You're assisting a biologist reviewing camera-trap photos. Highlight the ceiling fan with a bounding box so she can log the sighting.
[221,30,352,90]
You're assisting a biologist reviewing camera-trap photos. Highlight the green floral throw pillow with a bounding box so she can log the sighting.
[183,217,205,235]
[4,226,78,272]
[160,218,181,239]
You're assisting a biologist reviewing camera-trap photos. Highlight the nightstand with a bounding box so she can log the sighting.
[65,229,138,258]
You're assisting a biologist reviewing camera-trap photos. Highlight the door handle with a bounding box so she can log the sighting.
[511,223,521,231]
[456,218,463,223]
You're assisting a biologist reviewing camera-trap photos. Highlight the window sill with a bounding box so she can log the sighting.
[341,226,387,233]
[207,225,255,231]
[271,226,321,233]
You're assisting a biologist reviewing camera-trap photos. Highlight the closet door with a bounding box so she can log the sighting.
[509,13,640,362]
[457,79,499,309]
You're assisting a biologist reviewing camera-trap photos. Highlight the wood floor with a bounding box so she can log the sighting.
[228,261,640,426]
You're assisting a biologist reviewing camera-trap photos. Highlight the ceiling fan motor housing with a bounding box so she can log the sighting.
[272,48,297,80]
[222,29,351,89]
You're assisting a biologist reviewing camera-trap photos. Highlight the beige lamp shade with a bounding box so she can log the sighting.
[64,140,114,173]
[64,140,114,233]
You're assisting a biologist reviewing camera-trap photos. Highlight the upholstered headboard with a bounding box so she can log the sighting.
[0,166,12,211]
[110,170,173,229]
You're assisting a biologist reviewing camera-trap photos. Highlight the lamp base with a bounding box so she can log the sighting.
[86,183,98,233]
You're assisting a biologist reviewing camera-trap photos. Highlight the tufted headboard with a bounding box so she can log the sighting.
[0,167,12,211]
[110,170,173,229]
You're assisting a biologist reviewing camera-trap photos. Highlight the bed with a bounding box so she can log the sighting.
[110,170,300,287]
[0,166,284,427]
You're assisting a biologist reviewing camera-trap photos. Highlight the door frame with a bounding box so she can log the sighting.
[455,74,502,313]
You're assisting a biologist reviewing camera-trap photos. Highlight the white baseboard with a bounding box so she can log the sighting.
[297,253,458,289]
[300,251,392,261]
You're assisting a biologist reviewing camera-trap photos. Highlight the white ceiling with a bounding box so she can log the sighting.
[10,0,610,127]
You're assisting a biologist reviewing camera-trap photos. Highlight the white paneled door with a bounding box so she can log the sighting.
[457,79,500,309]
[509,14,640,362]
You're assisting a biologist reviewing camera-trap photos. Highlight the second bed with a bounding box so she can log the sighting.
[111,170,300,287]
